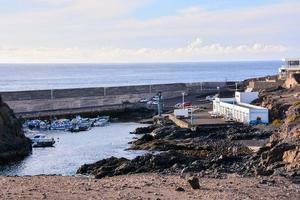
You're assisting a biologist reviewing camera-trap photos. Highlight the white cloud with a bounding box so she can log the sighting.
[0,39,288,63]
[0,1,298,62]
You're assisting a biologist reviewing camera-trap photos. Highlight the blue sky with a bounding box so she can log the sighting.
[132,0,285,19]
[0,0,299,62]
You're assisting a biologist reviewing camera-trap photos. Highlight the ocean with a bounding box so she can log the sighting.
[0,61,281,91]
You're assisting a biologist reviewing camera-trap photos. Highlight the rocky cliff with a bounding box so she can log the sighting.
[0,96,32,164]
[249,86,300,181]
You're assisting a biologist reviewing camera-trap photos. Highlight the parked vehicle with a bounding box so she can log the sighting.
[174,103,182,108]
[139,98,148,103]
[174,102,192,109]
[225,117,236,123]
[147,100,158,105]
[151,96,160,101]
[182,102,192,107]
[205,95,218,101]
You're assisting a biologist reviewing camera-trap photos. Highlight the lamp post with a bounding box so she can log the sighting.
[182,92,185,109]
[235,82,238,92]
[157,91,162,116]
[190,108,193,125]
[217,86,220,96]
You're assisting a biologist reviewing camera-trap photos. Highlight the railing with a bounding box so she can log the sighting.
[281,65,300,69]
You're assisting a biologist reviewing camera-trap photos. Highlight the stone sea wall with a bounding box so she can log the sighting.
[0,82,233,118]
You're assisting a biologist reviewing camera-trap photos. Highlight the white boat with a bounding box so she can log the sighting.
[50,119,72,131]
[30,134,55,148]
[92,118,109,127]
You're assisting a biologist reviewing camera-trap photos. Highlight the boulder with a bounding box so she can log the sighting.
[187,176,200,189]
[282,147,300,169]
[132,124,158,135]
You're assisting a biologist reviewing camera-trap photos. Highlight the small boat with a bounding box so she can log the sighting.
[92,116,109,127]
[69,115,91,132]
[50,119,72,131]
[24,120,50,131]
[69,123,90,132]
[30,134,55,148]
[25,120,41,130]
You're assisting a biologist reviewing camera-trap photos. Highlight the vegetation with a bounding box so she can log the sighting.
[287,114,300,123]
[293,101,300,107]
[272,119,283,127]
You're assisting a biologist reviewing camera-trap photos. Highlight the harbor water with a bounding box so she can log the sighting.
[0,123,146,176]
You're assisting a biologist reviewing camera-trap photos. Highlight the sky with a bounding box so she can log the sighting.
[0,0,299,63]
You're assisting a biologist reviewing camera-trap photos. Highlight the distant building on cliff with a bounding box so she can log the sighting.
[279,58,300,88]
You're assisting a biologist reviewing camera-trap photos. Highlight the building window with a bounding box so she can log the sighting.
[288,61,300,66]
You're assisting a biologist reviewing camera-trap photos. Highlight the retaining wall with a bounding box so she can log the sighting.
[0,82,230,118]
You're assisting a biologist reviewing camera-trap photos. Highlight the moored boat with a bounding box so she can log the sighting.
[30,134,55,148]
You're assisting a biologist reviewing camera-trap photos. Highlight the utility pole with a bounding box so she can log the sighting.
[157,91,162,116]
[182,92,185,109]
[190,108,193,125]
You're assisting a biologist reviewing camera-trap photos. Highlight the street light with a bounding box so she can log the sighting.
[157,91,162,116]
[182,92,185,109]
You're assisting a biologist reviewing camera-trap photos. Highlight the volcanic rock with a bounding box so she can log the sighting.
[0,96,32,164]
[187,176,200,189]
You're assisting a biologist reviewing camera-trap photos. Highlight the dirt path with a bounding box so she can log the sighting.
[0,173,299,200]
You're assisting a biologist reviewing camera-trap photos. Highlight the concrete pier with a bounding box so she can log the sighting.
[0,81,235,118]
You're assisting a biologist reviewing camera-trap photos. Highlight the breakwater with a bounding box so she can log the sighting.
[0,82,236,118]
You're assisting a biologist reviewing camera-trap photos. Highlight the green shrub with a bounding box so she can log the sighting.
[293,101,300,107]
[272,119,283,126]
[287,114,300,123]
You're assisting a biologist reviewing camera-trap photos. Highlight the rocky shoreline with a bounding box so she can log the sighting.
[77,86,300,185]
[0,96,32,164]
[0,82,300,199]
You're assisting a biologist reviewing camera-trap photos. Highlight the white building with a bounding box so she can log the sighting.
[213,91,269,124]
[279,58,300,79]
[279,58,300,88]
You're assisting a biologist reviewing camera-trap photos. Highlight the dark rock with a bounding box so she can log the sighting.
[175,187,185,192]
[187,176,200,189]
[77,151,198,178]
[132,125,158,135]
[254,166,274,176]
[0,96,32,164]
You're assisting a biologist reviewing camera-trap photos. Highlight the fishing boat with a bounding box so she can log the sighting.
[30,134,55,148]
[50,119,72,131]
[69,115,91,132]
[24,120,50,131]
[91,116,109,127]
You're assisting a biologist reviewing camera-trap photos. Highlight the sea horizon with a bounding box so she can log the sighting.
[0,60,282,92]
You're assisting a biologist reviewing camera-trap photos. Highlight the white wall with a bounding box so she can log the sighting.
[235,92,258,104]
[213,100,269,124]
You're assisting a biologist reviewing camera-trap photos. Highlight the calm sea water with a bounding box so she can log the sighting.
[0,123,145,176]
[0,61,281,91]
